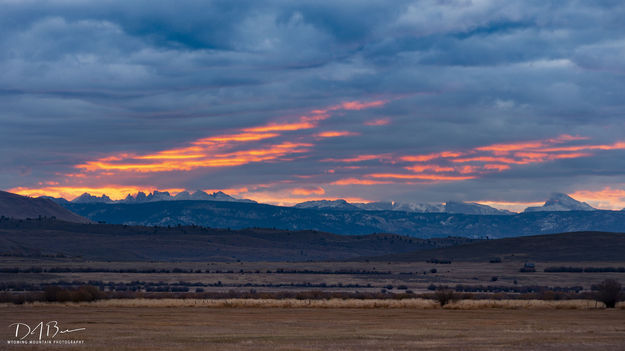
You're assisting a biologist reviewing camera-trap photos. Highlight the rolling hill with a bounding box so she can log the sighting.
[0,218,473,261]
[0,191,89,223]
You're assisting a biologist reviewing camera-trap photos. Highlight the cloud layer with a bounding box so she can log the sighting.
[2,0,625,209]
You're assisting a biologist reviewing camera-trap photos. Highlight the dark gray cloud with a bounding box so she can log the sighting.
[1,0,625,208]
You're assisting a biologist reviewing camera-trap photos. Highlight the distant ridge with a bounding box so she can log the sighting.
[294,199,511,215]
[369,231,625,262]
[0,218,473,261]
[0,190,90,223]
[63,200,625,238]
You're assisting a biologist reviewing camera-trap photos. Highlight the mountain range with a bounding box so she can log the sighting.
[45,191,600,214]
[295,193,595,214]
[45,190,257,205]
[3,189,625,239]
[60,199,625,238]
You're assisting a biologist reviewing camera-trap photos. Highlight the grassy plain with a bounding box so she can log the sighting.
[1,303,624,350]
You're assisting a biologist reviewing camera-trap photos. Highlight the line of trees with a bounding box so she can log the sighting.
[544,266,625,273]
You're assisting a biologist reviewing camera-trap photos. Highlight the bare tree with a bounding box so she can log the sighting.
[595,279,622,308]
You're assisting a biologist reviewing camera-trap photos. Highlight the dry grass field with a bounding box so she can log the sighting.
[1,302,624,350]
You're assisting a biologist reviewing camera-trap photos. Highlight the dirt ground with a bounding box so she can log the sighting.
[2,304,624,350]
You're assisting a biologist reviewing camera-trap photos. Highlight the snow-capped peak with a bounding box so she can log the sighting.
[524,193,596,212]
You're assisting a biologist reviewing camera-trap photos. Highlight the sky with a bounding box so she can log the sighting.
[2,0,625,211]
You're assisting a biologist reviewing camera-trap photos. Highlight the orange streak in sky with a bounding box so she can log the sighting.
[540,141,625,152]
[339,100,387,110]
[194,132,280,144]
[77,142,312,172]
[451,156,526,164]
[404,165,456,173]
[322,154,386,163]
[368,173,476,181]
[291,187,325,196]
[476,134,588,155]
[400,151,464,162]
[330,178,394,185]
[314,131,359,138]
[72,99,387,174]
[243,122,316,133]
[483,164,511,171]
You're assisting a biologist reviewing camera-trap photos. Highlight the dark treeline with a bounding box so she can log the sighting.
[432,284,584,294]
[544,266,625,273]
[0,280,375,292]
[0,267,392,275]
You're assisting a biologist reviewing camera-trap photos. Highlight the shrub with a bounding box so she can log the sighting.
[595,279,623,308]
[434,288,457,307]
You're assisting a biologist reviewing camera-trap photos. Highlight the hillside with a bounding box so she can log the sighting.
[0,218,473,261]
[0,191,89,223]
[63,200,625,238]
[372,231,625,262]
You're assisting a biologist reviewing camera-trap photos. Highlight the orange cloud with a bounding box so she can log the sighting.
[451,156,525,164]
[322,154,387,163]
[400,151,464,162]
[368,173,476,181]
[291,187,325,196]
[314,131,359,138]
[243,122,316,133]
[330,178,394,185]
[476,134,587,155]
[404,164,455,173]
[194,132,280,144]
[483,164,511,171]
[72,98,388,175]
[339,100,387,110]
[76,142,312,172]
[570,187,625,210]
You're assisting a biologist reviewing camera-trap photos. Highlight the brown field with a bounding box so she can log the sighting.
[2,302,625,350]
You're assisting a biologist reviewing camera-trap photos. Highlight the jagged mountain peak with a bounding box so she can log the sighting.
[71,193,113,204]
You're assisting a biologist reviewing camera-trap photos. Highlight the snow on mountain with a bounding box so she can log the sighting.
[71,193,113,204]
[444,201,512,215]
[57,190,256,204]
[354,201,444,213]
[294,199,361,211]
[524,193,596,212]
[296,199,509,214]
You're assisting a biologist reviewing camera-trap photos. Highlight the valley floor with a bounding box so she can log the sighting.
[2,304,624,350]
